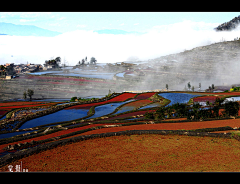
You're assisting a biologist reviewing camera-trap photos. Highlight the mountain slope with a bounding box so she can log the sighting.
[0,22,61,37]
[214,15,240,31]
[145,39,240,90]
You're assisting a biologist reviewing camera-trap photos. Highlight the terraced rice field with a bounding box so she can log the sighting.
[0,102,59,119]
[158,93,200,106]
[22,75,116,84]
[114,100,153,114]
[2,91,240,172]
[193,96,218,103]
[19,108,89,129]
[1,134,240,172]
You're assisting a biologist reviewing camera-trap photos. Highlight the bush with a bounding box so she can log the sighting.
[230,87,240,92]
[156,107,166,119]
[70,97,77,102]
[144,112,154,119]
[224,101,239,117]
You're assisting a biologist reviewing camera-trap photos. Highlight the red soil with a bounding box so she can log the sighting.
[121,100,153,108]
[107,93,137,102]
[23,75,115,84]
[106,110,156,120]
[80,118,240,136]
[0,102,48,107]
[202,92,240,96]
[40,82,95,86]
[66,93,137,110]
[0,103,57,110]
[2,134,240,172]
[135,92,156,100]
[0,111,8,115]
[0,123,107,153]
[193,96,218,102]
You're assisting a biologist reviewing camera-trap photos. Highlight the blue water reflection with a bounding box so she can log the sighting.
[158,93,200,107]
[19,109,89,129]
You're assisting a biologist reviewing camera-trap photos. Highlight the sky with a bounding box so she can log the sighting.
[1,12,240,65]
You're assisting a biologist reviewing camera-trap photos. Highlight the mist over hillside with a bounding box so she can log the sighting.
[139,39,240,91]
[1,20,240,65]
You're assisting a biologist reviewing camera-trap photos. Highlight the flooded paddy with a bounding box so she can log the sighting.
[19,108,89,129]
[139,102,162,109]
[158,93,200,106]
[86,99,135,119]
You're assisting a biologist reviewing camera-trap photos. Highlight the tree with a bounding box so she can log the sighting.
[206,101,210,106]
[212,84,215,90]
[192,86,194,92]
[90,57,97,65]
[70,97,77,102]
[27,89,34,101]
[145,112,154,119]
[6,65,15,75]
[23,91,27,101]
[214,97,224,106]
[199,83,201,91]
[156,107,166,120]
[0,65,5,70]
[44,57,61,68]
[166,84,168,91]
[55,57,61,63]
[224,101,239,117]
[0,65,6,76]
[209,86,212,92]
[187,82,191,91]
[82,59,85,65]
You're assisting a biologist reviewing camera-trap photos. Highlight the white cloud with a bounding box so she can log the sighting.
[133,23,139,26]
[76,24,86,28]
[1,20,240,65]
[58,17,66,21]
[120,23,124,26]
[19,19,36,22]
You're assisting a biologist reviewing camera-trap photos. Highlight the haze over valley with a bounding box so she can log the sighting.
[1,13,240,100]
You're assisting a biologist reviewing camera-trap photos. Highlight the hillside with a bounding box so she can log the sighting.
[215,15,240,31]
[0,22,61,37]
[144,39,240,90]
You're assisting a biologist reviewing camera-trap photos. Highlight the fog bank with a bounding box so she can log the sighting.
[1,20,240,65]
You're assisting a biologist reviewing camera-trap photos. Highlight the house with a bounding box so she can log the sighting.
[5,63,14,67]
[6,75,12,80]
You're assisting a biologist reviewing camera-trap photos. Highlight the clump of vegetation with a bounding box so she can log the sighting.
[230,86,240,92]
[224,101,239,117]
[145,112,154,119]
[44,57,61,69]
[145,96,240,121]
[23,89,34,101]
[70,96,99,102]
[70,97,78,102]
[148,93,163,102]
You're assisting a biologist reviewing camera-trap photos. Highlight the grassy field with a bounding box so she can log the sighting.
[1,134,240,172]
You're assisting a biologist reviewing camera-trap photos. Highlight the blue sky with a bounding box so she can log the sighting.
[1,12,240,33]
[1,12,240,65]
